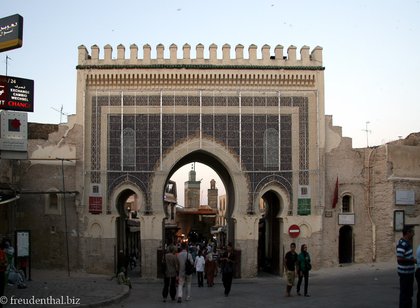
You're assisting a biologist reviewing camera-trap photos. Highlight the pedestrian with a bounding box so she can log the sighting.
[117,249,129,276]
[397,226,416,308]
[416,243,420,308]
[194,250,205,287]
[162,245,179,302]
[18,257,28,279]
[297,244,311,297]
[205,251,217,287]
[0,240,8,308]
[284,242,298,297]
[117,267,132,289]
[177,242,193,302]
[220,242,235,296]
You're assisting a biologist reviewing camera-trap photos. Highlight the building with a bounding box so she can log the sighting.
[175,166,217,244]
[1,42,419,278]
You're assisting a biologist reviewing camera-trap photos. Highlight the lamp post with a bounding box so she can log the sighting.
[57,158,71,277]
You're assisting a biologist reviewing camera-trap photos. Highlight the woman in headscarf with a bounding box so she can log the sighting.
[297,244,312,297]
[205,250,217,287]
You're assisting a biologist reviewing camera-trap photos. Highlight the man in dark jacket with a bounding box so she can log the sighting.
[284,242,298,297]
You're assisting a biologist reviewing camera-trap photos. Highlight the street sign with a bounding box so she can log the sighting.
[288,224,300,238]
[0,75,34,112]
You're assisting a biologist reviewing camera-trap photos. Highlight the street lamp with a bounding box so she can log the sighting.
[56,158,71,277]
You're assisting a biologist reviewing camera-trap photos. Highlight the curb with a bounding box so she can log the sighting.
[80,285,130,308]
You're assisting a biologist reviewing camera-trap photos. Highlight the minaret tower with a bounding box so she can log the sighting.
[184,163,201,208]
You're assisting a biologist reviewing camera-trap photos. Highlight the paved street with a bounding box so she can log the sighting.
[0,261,406,307]
[110,262,401,308]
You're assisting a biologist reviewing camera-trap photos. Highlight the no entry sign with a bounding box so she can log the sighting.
[288,224,300,238]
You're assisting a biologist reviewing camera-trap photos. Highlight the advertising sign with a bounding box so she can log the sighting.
[0,75,34,112]
[89,196,103,214]
[0,110,27,151]
[338,213,355,225]
[0,14,23,52]
[16,230,30,257]
[396,190,415,205]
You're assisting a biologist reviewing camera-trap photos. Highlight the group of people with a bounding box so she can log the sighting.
[161,242,235,303]
[0,238,28,306]
[284,242,312,297]
[396,225,420,308]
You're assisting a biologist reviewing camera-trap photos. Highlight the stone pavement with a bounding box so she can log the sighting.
[0,261,404,308]
[2,269,129,307]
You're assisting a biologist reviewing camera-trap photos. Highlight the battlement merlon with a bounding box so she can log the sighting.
[77,43,323,68]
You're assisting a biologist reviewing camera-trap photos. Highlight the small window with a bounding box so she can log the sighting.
[50,193,58,210]
[342,195,352,213]
[92,185,99,194]
[45,191,62,215]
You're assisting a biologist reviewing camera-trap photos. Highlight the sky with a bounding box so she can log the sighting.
[2,0,420,204]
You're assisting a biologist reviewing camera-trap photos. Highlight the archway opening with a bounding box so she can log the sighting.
[339,225,353,264]
[164,151,232,251]
[115,189,141,276]
[258,190,281,275]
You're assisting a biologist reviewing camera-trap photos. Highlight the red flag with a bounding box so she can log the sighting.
[332,177,338,208]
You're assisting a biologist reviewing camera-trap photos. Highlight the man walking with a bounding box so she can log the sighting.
[177,243,193,303]
[284,242,298,297]
[397,226,416,308]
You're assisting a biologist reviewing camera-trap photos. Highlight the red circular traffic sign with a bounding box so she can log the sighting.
[288,224,301,238]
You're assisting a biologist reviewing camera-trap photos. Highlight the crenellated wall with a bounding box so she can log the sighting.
[76,43,324,90]
[77,43,323,67]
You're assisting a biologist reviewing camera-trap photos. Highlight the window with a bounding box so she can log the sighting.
[45,191,62,215]
[122,128,135,169]
[342,195,352,213]
[263,128,279,168]
[92,185,99,194]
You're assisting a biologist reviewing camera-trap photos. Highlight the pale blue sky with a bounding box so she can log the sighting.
[3,0,420,150]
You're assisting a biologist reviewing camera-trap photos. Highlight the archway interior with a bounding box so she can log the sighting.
[339,225,353,264]
[165,150,233,248]
[115,189,141,276]
[258,191,281,275]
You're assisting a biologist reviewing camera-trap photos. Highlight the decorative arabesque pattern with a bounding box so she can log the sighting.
[88,91,309,204]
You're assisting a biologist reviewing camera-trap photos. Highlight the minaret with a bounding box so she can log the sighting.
[184,163,201,208]
[207,179,218,209]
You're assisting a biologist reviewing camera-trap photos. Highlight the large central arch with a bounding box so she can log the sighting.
[145,138,251,276]
[150,138,250,220]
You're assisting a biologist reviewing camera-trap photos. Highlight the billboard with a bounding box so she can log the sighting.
[0,14,23,52]
[0,110,28,152]
[0,75,34,112]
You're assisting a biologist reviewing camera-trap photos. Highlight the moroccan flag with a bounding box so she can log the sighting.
[332,177,339,208]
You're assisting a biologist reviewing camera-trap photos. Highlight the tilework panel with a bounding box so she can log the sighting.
[89,92,309,201]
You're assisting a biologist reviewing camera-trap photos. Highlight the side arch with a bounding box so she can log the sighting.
[254,182,291,275]
[254,180,291,218]
[109,181,146,215]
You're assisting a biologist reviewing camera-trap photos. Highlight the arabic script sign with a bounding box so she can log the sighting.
[0,75,34,112]
[0,14,23,52]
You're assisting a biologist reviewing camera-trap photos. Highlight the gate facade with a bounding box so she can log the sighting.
[75,43,325,277]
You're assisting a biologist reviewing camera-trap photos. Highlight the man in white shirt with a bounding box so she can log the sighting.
[177,243,194,302]
[194,250,205,287]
